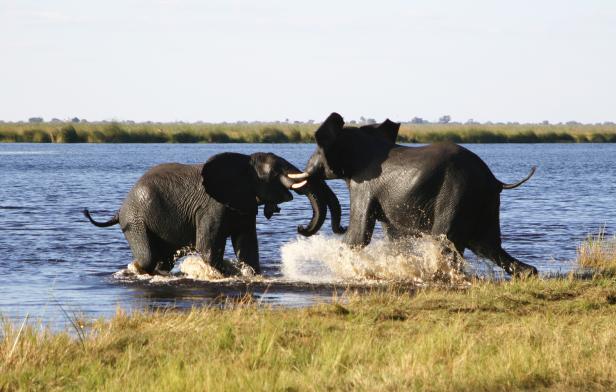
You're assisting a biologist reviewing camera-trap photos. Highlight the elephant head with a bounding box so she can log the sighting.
[202,152,344,236]
[300,112,400,180]
[286,113,401,236]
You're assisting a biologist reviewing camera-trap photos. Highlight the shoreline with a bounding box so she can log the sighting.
[2,122,616,143]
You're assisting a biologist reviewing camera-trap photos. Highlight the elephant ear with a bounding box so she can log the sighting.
[315,112,344,149]
[202,152,257,215]
[362,119,400,144]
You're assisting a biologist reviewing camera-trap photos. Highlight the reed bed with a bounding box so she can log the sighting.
[2,121,616,143]
[577,227,616,272]
[4,277,616,391]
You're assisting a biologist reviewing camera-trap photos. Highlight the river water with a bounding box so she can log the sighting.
[1,143,615,326]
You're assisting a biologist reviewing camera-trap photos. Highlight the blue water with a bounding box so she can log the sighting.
[1,143,615,326]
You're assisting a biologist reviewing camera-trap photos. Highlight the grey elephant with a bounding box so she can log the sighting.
[290,113,538,276]
[84,152,344,275]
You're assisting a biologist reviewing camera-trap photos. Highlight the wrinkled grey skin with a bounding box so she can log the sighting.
[303,113,538,277]
[83,152,342,275]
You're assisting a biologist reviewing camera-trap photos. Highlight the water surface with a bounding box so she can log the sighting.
[1,143,615,326]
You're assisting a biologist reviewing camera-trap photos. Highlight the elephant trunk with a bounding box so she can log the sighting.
[278,161,328,236]
[320,180,346,234]
[296,179,345,237]
[297,181,328,236]
[280,160,343,237]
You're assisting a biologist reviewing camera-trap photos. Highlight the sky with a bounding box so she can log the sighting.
[0,0,615,123]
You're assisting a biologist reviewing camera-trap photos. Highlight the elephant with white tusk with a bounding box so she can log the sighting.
[297,113,538,277]
[83,152,343,275]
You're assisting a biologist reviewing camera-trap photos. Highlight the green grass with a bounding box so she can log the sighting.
[4,277,616,391]
[2,121,616,143]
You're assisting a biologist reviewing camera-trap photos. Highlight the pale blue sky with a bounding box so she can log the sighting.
[1,0,614,123]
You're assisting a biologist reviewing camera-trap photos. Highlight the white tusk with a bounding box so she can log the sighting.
[291,180,308,189]
[287,172,310,180]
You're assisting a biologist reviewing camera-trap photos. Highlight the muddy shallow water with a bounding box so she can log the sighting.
[1,143,615,326]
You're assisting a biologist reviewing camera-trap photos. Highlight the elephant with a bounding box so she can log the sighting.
[83,151,344,275]
[290,113,538,276]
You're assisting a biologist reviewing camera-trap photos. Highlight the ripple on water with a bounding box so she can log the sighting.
[2,143,615,326]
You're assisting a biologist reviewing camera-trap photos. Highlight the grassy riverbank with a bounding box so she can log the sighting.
[4,276,616,391]
[2,121,616,143]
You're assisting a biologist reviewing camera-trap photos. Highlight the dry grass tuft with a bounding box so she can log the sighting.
[577,227,616,271]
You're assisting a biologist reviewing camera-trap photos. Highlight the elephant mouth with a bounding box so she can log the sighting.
[280,173,309,191]
[264,203,281,220]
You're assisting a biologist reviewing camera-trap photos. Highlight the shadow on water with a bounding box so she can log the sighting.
[119,278,393,312]
[113,267,599,315]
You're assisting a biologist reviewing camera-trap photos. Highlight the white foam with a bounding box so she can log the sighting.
[112,235,469,286]
[112,255,256,283]
[280,234,468,285]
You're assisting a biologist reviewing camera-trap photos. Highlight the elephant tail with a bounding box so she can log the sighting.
[83,209,119,227]
[500,166,537,190]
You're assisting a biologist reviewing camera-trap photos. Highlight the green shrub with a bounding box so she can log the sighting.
[131,127,168,143]
[287,129,303,142]
[206,131,232,143]
[0,131,18,142]
[52,125,84,143]
[100,123,131,142]
[507,130,539,143]
[538,132,575,143]
[85,131,106,143]
[462,130,507,143]
[170,131,200,143]
[419,132,462,143]
[20,129,52,142]
[258,128,289,143]
[588,133,607,143]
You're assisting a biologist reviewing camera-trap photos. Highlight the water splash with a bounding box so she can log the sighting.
[112,235,468,286]
[280,234,468,285]
[180,256,256,280]
[112,256,256,283]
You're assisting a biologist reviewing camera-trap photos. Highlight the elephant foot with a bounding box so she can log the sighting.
[155,260,175,273]
[128,260,173,276]
[128,261,149,275]
[510,262,538,279]
[209,258,258,277]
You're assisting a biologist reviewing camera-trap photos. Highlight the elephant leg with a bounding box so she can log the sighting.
[231,227,260,274]
[381,221,401,241]
[464,195,536,277]
[344,194,377,247]
[470,242,537,277]
[123,225,157,274]
[431,219,466,257]
[196,231,226,271]
[150,239,177,272]
[429,189,469,257]
[195,215,226,271]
